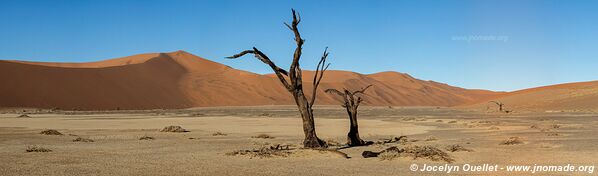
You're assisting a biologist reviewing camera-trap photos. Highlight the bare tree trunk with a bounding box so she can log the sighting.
[227,9,329,148]
[326,85,372,146]
[294,91,326,147]
[346,106,365,146]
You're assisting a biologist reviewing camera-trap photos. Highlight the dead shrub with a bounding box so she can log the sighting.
[530,124,539,129]
[258,113,273,117]
[445,144,473,152]
[139,136,154,140]
[376,145,455,163]
[402,145,454,162]
[366,145,454,163]
[551,124,561,129]
[226,145,292,159]
[40,129,63,135]
[402,117,417,121]
[212,132,227,136]
[252,134,274,139]
[72,137,94,142]
[424,136,438,141]
[546,133,560,136]
[26,145,52,152]
[500,137,523,145]
[160,126,188,133]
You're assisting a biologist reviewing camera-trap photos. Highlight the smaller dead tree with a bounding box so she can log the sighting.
[489,101,505,112]
[325,85,372,146]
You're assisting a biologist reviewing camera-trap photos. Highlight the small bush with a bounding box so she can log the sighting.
[226,145,292,159]
[424,136,438,141]
[160,126,188,133]
[252,134,274,139]
[445,144,473,152]
[212,132,227,136]
[139,136,154,140]
[40,129,63,135]
[500,137,523,145]
[26,145,52,152]
[72,137,94,142]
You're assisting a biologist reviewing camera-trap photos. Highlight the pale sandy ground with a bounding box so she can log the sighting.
[1,106,597,175]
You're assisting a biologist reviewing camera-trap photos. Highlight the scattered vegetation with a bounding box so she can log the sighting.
[252,134,274,139]
[160,126,188,133]
[40,129,63,135]
[445,144,473,152]
[368,145,454,163]
[551,124,561,129]
[500,137,523,145]
[26,145,52,152]
[72,137,94,142]
[226,145,293,159]
[488,126,500,130]
[139,135,154,140]
[258,113,273,117]
[212,132,227,136]
[424,136,438,141]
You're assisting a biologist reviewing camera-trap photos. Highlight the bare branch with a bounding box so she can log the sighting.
[353,85,373,95]
[325,89,344,97]
[226,50,255,59]
[309,47,330,107]
[288,8,304,86]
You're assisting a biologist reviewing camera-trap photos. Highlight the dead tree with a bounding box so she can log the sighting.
[227,9,329,148]
[325,85,372,146]
[489,101,504,112]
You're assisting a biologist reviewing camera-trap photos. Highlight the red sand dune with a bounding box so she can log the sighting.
[467,81,598,112]
[1,51,503,110]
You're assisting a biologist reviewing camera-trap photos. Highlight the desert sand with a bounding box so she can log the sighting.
[1,106,596,175]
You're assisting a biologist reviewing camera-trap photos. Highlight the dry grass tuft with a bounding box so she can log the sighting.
[424,136,438,141]
[160,126,188,133]
[26,145,52,152]
[445,144,473,152]
[530,124,539,129]
[402,145,454,162]
[18,114,30,118]
[139,135,154,140]
[212,132,227,136]
[72,137,94,142]
[488,126,500,130]
[551,124,561,129]
[252,134,274,139]
[435,120,444,122]
[226,145,292,159]
[40,129,63,135]
[500,137,523,145]
[447,120,458,124]
[377,145,454,162]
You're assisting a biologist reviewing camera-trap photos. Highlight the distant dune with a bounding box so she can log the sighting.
[466,81,598,112]
[2,51,504,110]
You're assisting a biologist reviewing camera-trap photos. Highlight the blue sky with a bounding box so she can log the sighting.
[1,0,597,91]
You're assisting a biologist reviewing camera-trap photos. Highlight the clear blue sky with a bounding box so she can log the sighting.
[1,0,597,91]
